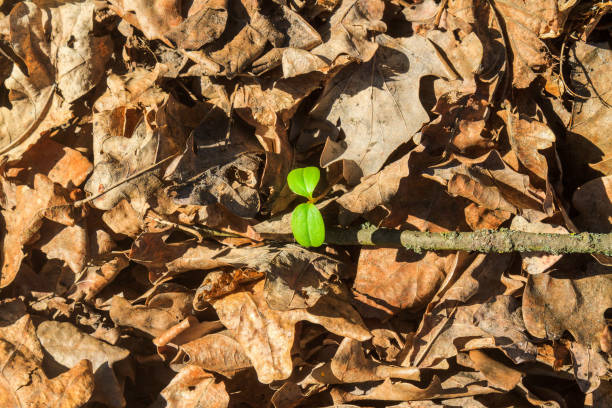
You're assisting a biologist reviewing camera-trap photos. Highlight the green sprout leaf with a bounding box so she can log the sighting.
[287,167,320,199]
[291,202,325,247]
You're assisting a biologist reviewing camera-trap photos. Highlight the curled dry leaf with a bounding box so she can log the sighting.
[171,330,252,376]
[312,338,420,384]
[212,280,370,383]
[420,94,494,155]
[233,74,322,200]
[193,268,264,309]
[37,321,131,408]
[468,349,523,392]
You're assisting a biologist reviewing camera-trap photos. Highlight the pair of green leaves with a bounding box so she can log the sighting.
[287,167,325,247]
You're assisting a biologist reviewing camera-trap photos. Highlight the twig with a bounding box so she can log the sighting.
[146,215,242,240]
[324,227,612,255]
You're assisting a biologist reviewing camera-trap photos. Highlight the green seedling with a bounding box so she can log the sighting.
[287,167,325,247]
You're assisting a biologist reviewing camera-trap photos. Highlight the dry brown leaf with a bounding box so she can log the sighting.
[494,0,561,88]
[0,0,109,158]
[310,0,386,64]
[311,338,420,384]
[473,295,537,364]
[108,0,183,46]
[212,280,370,383]
[426,150,546,215]
[131,232,347,310]
[9,137,92,189]
[171,153,262,218]
[403,253,513,368]
[165,103,264,216]
[0,173,75,287]
[464,204,512,231]
[563,42,612,178]
[522,263,612,392]
[102,199,143,238]
[335,145,430,222]
[420,94,494,155]
[426,30,484,95]
[193,268,264,308]
[160,365,229,408]
[51,0,113,102]
[468,350,523,391]
[353,248,452,316]
[69,255,130,301]
[37,321,131,408]
[166,0,229,50]
[311,34,451,178]
[0,313,94,408]
[206,1,320,77]
[171,330,252,376]
[35,222,88,274]
[335,369,507,402]
[110,295,191,337]
[233,74,322,201]
[501,111,556,181]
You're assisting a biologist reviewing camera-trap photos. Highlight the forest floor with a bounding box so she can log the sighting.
[0,0,611,407]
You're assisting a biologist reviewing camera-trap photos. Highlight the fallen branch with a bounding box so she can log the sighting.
[325,227,612,255]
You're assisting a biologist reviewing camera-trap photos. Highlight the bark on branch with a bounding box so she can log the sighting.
[324,227,612,255]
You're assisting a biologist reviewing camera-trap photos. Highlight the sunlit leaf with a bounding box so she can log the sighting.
[291,202,325,247]
[287,167,320,199]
